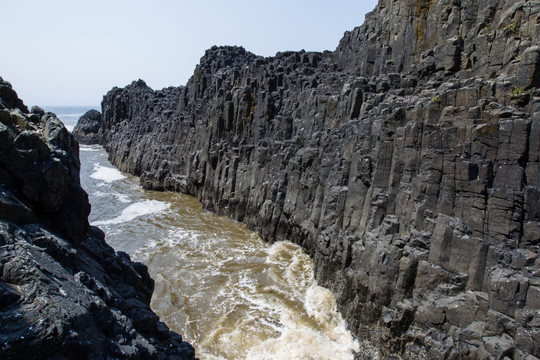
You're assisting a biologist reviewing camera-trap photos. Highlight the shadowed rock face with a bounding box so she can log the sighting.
[88,0,539,358]
[0,78,195,360]
[72,109,103,145]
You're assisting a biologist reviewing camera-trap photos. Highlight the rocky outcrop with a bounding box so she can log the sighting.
[0,77,195,359]
[93,0,539,358]
[72,109,103,145]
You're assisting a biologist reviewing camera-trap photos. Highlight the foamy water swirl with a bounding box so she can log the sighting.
[78,144,360,360]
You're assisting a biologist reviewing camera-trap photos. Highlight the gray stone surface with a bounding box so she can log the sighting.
[90,0,540,358]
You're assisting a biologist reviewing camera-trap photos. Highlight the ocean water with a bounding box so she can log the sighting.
[54,107,362,359]
[45,105,97,132]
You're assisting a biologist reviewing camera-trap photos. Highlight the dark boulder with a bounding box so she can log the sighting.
[72,109,103,145]
[0,77,28,113]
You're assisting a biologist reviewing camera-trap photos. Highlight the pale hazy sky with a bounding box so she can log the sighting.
[1,0,378,107]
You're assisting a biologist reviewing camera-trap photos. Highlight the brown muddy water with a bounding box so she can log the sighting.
[79,144,360,360]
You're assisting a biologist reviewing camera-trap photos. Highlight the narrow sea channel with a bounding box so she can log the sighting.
[56,107,360,359]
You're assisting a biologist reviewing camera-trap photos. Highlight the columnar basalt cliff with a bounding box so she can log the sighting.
[0,78,195,359]
[87,0,540,358]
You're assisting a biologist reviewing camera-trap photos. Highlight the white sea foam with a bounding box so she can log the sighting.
[158,228,200,248]
[245,241,360,360]
[246,324,359,360]
[93,175,361,360]
[91,200,169,226]
[80,145,102,152]
[305,285,337,326]
[90,163,126,182]
[93,190,131,203]
[245,284,360,360]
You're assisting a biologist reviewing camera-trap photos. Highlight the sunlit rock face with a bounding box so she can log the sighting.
[89,0,540,358]
[0,78,195,360]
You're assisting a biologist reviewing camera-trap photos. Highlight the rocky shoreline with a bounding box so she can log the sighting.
[0,78,195,359]
[76,0,540,358]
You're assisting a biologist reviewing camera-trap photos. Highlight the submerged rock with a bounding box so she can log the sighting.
[0,80,195,359]
[93,1,540,358]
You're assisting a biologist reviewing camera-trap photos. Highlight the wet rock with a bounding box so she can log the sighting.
[0,187,35,225]
[0,281,20,309]
[0,81,196,359]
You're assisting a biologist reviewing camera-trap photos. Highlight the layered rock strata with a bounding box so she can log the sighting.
[87,0,540,358]
[0,77,195,359]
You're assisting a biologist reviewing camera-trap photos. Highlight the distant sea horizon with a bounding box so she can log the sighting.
[44,105,99,132]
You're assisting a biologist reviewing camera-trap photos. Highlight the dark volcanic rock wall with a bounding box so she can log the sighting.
[0,78,195,360]
[96,0,540,358]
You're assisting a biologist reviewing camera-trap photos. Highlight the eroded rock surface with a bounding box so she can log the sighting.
[87,0,539,358]
[0,77,195,360]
